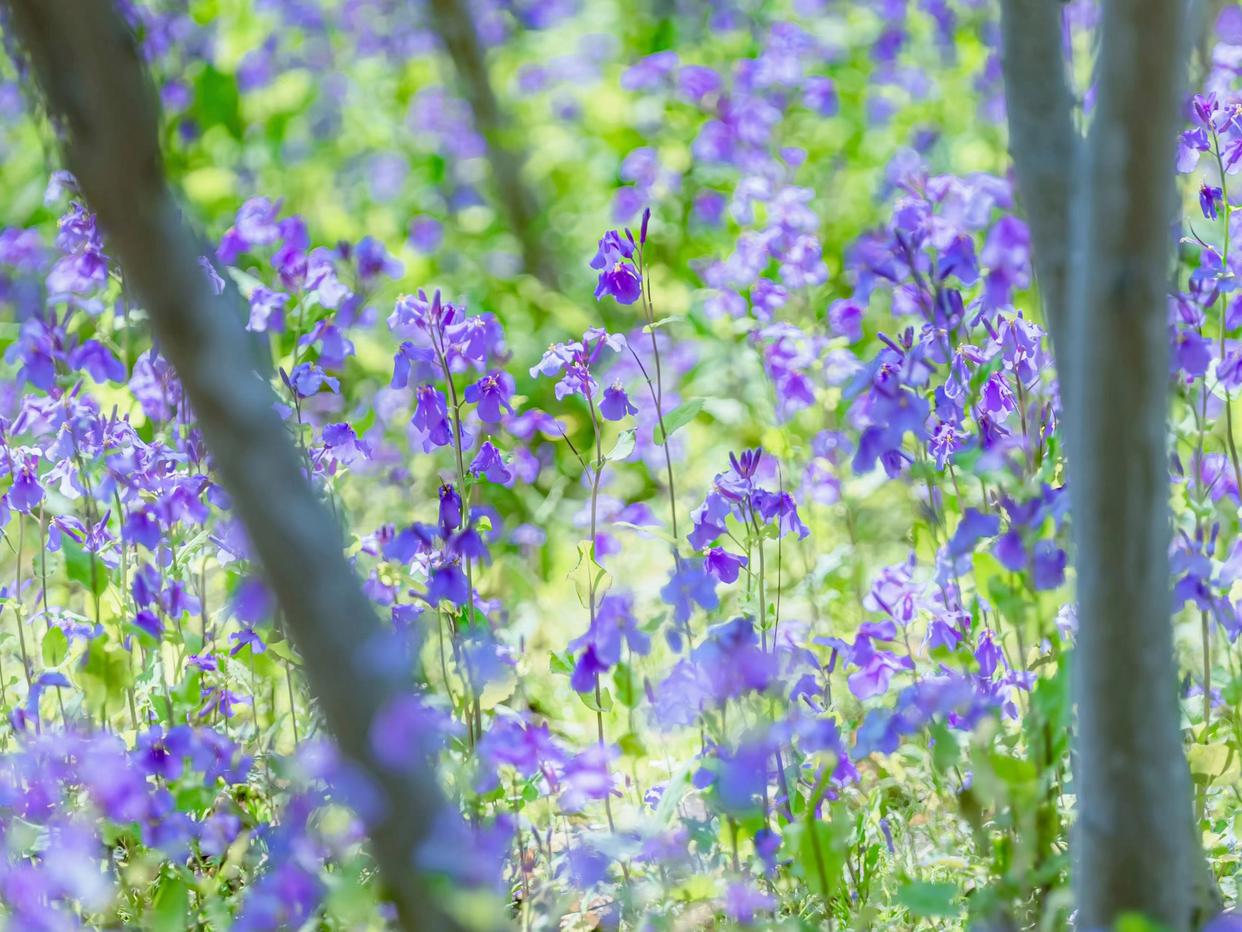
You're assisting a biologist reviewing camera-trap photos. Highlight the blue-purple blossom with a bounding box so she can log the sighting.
[590,231,642,305]
[464,371,515,423]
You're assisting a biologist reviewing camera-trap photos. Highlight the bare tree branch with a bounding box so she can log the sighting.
[1065,0,1196,927]
[997,0,1078,359]
[424,0,558,288]
[0,3,458,928]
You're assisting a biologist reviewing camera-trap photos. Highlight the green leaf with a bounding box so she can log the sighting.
[606,428,636,462]
[654,398,704,445]
[929,720,959,773]
[549,650,575,676]
[77,638,134,716]
[63,540,107,595]
[126,622,160,651]
[193,66,243,139]
[577,686,613,713]
[1188,742,1239,785]
[613,662,639,707]
[1114,914,1172,932]
[654,762,692,827]
[266,639,300,664]
[568,541,612,610]
[641,315,684,334]
[41,626,68,667]
[793,811,849,900]
[149,873,191,932]
[618,731,646,757]
[896,881,961,918]
[990,752,1038,788]
[611,520,678,545]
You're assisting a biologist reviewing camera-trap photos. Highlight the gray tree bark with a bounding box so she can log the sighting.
[1001,1,1203,928]
[996,0,1077,361]
[1067,1,1194,926]
[0,3,460,929]
[424,0,558,288]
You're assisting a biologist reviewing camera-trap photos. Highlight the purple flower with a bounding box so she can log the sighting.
[322,422,370,465]
[133,610,163,640]
[1180,128,1211,172]
[1201,183,1225,221]
[1193,92,1219,128]
[229,627,267,657]
[354,236,403,282]
[64,340,123,385]
[1220,351,1242,390]
[979,373,1016,419]
[409,217,443,253]
[569,644,610,693]
[9,454,43,513]
[828,299,864,342]
[383,524,436,563]
[752,489,811,539]
[620,50,678,90]
[948,508,1000,559]
[438,484,462,532]
[660,560,719,624]
[704,547,748,583]
[590,231,641,305]
[847,645,914,700]
[558,744,616,812]
[285,362,339,397]
[123,508,162,550]
[677,65,722,102]
[464,371,515,423]
[599,381,638,421]
[247,287,287,333]
[688,491,730,550]
[568,593,650,694]
[426,564,469,606]
[975,630,1004,677]
[370,693,443,771]
[994,530,1027,572]
[1174,329,1213,378]
[725,882,776,925]
[734,447,764,478]
[1031,542,1067,590]
[412,385,453,449]
[469,442,513,485]
[803,76,838,116]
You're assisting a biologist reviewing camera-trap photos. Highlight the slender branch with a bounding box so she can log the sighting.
[423,0,557,288]
[997,0,1079,364]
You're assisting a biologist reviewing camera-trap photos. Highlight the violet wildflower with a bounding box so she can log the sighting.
[704,547,748,583]
[464,371,515,423]
[599,381,637,421]
[948,508,1000,558]
[469,441,513,485]
[1031,542,1068,590]
[412,385,453,449]
[426,564,469,606]
[1201,183,1225,220]
[660,560,719,624]
[590,230,642,305]
[438,484,463,532]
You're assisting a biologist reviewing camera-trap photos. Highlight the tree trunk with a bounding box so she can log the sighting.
[424,0,558,288]
[1000,0,1202,927]
[0,3,460,928]
[1066,0,1194,926]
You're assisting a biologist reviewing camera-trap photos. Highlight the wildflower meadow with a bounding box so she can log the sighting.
[0,0,1240,929]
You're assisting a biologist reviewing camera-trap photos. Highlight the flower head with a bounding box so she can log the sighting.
[590,231,641,305]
